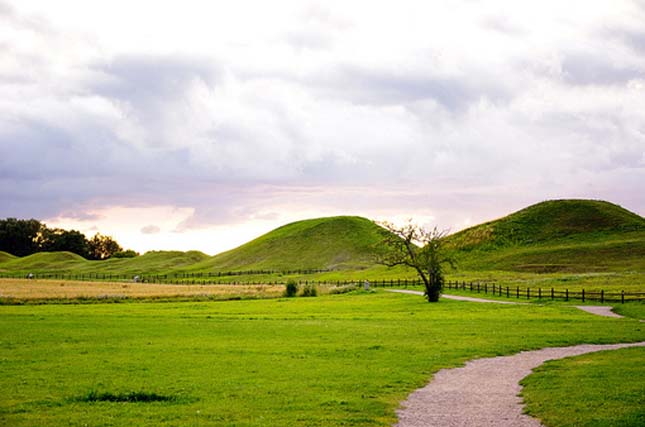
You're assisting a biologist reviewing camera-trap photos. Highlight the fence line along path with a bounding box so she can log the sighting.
[395,341,645,427]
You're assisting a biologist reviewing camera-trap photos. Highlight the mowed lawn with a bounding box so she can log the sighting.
[1,292,644,426]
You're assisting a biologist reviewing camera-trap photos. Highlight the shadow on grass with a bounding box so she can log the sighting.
[74,390,195,404]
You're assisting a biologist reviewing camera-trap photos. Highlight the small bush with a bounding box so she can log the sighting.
[329,284,358,295]
[284,280,299,297]
[301,283,318,297]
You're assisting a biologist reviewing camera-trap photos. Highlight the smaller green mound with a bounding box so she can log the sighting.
[0,251,87,272]
[132,250,209,269]
[0,251,17,263]
[448,199,645,251]
[0,250,211,275]
[192,216,387,272]
[71,250,211,276]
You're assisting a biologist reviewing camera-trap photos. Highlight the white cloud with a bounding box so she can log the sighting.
[1,0,644,253]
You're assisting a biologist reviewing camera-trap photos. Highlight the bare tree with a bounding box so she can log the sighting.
[377,221,454,302]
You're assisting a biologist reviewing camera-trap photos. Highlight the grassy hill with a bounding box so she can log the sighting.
[1,201,643,278]
[448,200,645,272]
[0,251,16,263]
[184,216,386,273]
[0,217,387,275]
[0,250,210,276]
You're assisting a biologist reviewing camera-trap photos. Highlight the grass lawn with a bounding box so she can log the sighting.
[1,291,644,426]
[521,346,645,427]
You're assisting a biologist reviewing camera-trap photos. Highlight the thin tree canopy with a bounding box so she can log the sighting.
[376,221,454,302]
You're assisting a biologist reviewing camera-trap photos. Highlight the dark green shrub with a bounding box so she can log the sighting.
[284,280,299,297]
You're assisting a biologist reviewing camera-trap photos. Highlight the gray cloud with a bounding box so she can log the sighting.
[560,52,643,86]
[1,0,644,232]
[141,225,161,235]
[310,64,512,112]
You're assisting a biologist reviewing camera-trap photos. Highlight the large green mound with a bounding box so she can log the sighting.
[448,199,645,251]
[449,200,645,272]
[189,216,386,272]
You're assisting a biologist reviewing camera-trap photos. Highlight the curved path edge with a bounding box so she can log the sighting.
[386,289,630,318]
[395,341,645,427]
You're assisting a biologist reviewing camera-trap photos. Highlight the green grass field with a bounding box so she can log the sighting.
[521,346,645,427]
[1,291,644,426]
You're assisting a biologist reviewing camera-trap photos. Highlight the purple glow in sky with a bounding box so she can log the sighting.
[1,0,644,254]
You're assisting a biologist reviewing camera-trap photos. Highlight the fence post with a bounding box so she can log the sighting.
[506,286,509,298]
[566,289,569,301]
[601,290,604,304]
[527,288,530,299]
[538,288,541,299]
[516,286,519,298]
[551,288,554,300]
[485,283,488,294]
[582,289,585,303]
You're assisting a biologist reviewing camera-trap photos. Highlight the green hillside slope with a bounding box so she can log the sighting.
[448,199,644,251]
[0,251,16,263]
[0,250,210,275]
[449,200,645,272]
[186,216,386,272]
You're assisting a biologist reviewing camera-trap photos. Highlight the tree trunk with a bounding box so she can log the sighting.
[425,284,441,302]
[424,270,442,302]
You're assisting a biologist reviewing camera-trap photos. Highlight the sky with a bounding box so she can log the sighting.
[1,0,644,255]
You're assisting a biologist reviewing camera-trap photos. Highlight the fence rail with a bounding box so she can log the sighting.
[441,280,645,304]
[1,273,643,303]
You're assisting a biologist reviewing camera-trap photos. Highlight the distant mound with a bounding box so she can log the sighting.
[448,200,645,273]
[194,216,386,272]
[0,250,210,275]
[0,251,17,263]
[448,199,645,251]
[0,251,87,272]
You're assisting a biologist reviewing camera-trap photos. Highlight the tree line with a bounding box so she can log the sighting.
[0,218,137,260]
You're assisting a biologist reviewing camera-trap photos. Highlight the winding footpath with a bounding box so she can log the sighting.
[387,290,644,426]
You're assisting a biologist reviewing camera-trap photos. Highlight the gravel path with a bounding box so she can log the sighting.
[395,341,645,427]
[387,290,629,317]
[574,305,623,318]
[388,289,525,305]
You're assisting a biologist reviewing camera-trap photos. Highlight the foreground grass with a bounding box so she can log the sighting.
[1,292,644,426]
[521,347,645,427]
[612,303,645,320]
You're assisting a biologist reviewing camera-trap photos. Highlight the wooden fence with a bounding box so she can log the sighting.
[441,280,645,304]
[1,273,643,303]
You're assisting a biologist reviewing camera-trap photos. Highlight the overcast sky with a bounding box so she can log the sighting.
[1,0,644,254]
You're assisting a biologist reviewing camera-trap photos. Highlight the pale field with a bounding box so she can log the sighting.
[0,278,284,300]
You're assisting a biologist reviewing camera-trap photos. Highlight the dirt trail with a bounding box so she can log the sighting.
[395,341,645,427]
[574,305,623,318]
[387,290,629,317]
[387,289,644,425]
